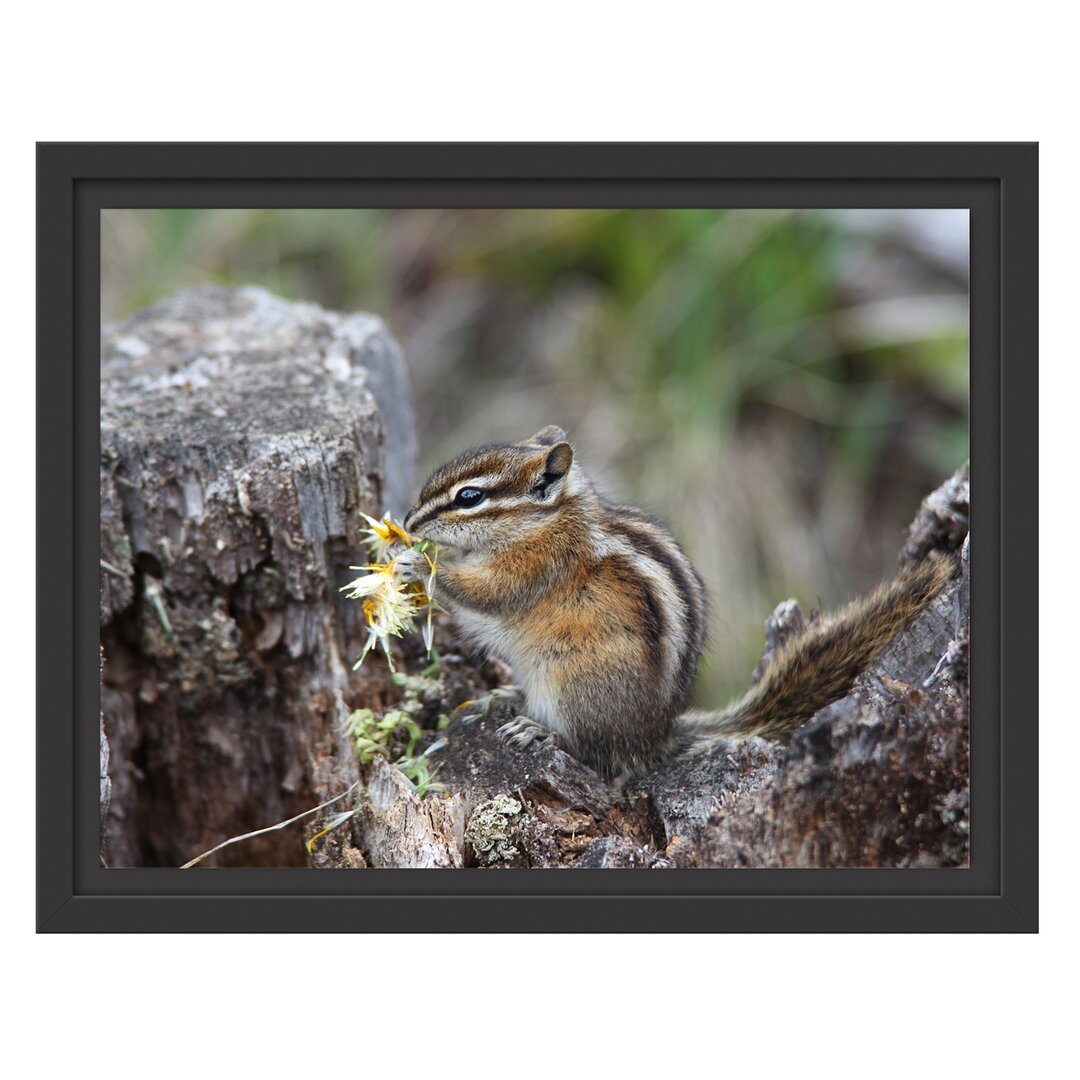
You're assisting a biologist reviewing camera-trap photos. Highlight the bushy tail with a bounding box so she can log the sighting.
[678,554,957,749]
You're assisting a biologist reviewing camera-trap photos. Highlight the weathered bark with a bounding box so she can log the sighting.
[101,286,969,870]
[100,286,418,866]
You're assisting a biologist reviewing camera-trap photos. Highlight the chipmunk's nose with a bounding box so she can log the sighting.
[403,506,418,532]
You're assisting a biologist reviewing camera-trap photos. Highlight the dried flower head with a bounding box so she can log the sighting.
[340,515,438,670]
[358,511,415,563]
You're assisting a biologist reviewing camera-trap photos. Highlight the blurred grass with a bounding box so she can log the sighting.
[102,207,968,705]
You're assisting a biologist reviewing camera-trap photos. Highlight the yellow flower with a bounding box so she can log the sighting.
[359,511,418,563]
[340,516,439,671]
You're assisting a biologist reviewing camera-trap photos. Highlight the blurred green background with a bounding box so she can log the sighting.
[101,208,968,705]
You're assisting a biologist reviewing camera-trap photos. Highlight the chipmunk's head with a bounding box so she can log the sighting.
[403,426,579,551]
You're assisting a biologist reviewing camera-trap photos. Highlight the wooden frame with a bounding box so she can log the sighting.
[37,142,1037,932]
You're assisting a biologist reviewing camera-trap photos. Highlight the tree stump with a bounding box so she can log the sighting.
[100,285,419,866]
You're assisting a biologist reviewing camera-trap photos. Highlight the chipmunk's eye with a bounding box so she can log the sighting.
[453,486,485,507]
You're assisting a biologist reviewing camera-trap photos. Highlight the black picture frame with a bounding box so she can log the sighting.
[38,142,1038,933]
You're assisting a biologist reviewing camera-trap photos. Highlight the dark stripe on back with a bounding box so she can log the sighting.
[606,512,706,701]
[612,505,707,645]
[606,556,666,677]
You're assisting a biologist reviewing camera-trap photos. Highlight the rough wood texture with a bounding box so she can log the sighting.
[101,286,969,870]
[100,286,417,866]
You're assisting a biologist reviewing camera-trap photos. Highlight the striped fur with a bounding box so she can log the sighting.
[403,428,707,774]
[403,429,956,778]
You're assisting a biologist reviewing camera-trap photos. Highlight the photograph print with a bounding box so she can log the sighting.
[99,206,970,870]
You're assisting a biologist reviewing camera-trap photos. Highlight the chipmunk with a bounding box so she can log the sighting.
[395,426,956,779]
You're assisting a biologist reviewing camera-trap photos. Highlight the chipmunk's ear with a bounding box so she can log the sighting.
[531,440,574,499]
[527,425,567,447]
[542,441,573,480]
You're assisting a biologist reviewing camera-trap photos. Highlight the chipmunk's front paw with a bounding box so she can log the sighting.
[455,686,525,723]
[498,715,561,751]
[391,546,428,583]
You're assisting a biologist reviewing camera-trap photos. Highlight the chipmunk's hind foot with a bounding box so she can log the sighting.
[498,715,561,751]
